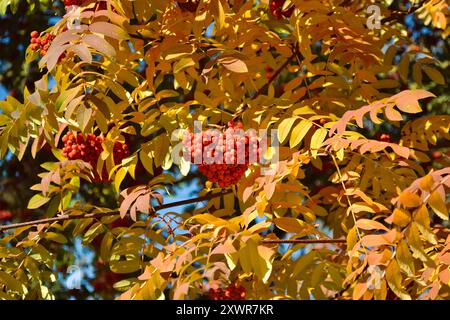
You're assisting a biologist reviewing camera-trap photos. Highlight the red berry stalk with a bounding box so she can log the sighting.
[183,121,261,188]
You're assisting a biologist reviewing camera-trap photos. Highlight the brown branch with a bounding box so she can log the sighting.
[262,239,346,244]
[253,50,297,99]
[233,45,298,120]
[0,189,233,233]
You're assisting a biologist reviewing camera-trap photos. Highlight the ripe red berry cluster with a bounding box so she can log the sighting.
[270,0,294,19]
[61,132,129,182]
[177,0,199,12]
[63,0,89,6]
[183,121,260,188]
[209,283,246,300]
[30,31,55,56]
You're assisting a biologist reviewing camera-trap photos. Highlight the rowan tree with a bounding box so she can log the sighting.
[0,0,449,300]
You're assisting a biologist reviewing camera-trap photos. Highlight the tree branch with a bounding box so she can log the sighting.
[0,189,233,233]
[262,239,346,244]
[253,50,297,99]
[233,45,298,120]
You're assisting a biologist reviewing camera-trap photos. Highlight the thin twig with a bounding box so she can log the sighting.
[0,190,233,233]
[233,45,298,120]
[262,239,346,244]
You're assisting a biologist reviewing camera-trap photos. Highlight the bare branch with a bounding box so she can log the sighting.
[262,239,346,244]
[0,189,233,233]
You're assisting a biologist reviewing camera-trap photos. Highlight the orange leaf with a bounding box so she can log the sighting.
[398,191,422,208]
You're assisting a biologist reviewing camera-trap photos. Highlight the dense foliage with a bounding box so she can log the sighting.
[0,0,449,300]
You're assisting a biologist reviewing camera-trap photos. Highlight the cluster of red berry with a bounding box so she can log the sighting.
[63,0,86,6]
[183,121,260,188]
[29,31,55,56]
[61,132,129,182]
[270,0,294,19]
[209,283,246,300]
[64,0,110,11]
[177,0,199,12]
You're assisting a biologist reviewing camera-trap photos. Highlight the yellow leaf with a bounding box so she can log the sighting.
[173,57,195,74]
[384,45,397,66]
[428,190,448,220]
[289,120,313,148]
[278,117,297,144]
[419,174,434,192]
[392,208,411,227]
[310,127,327,158]
[423,66,445,85]
[274,217,307,234]
[353,282,367,300]
[347,226,357,250]
[238,238,272,283]
[386,259,411,300]
[356,219,389,231]
[412,62,422,85]
[398,54,409,82]
[397,240,415,276]
[220,57,248,73]
[398,191,422,208]
[114,167,127,193]
[27,194,51,209]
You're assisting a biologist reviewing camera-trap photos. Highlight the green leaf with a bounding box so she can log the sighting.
[45,232,68,244]
[27,194,51,209]
[110,260,142,274]
[101,232,114,262]
[83,222,105,244]
[0,271,24,293]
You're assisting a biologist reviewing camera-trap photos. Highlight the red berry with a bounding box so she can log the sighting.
[379,133,391,142]
[208,283,246,300]
[30,31,39,38]
[431,151,442,159]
